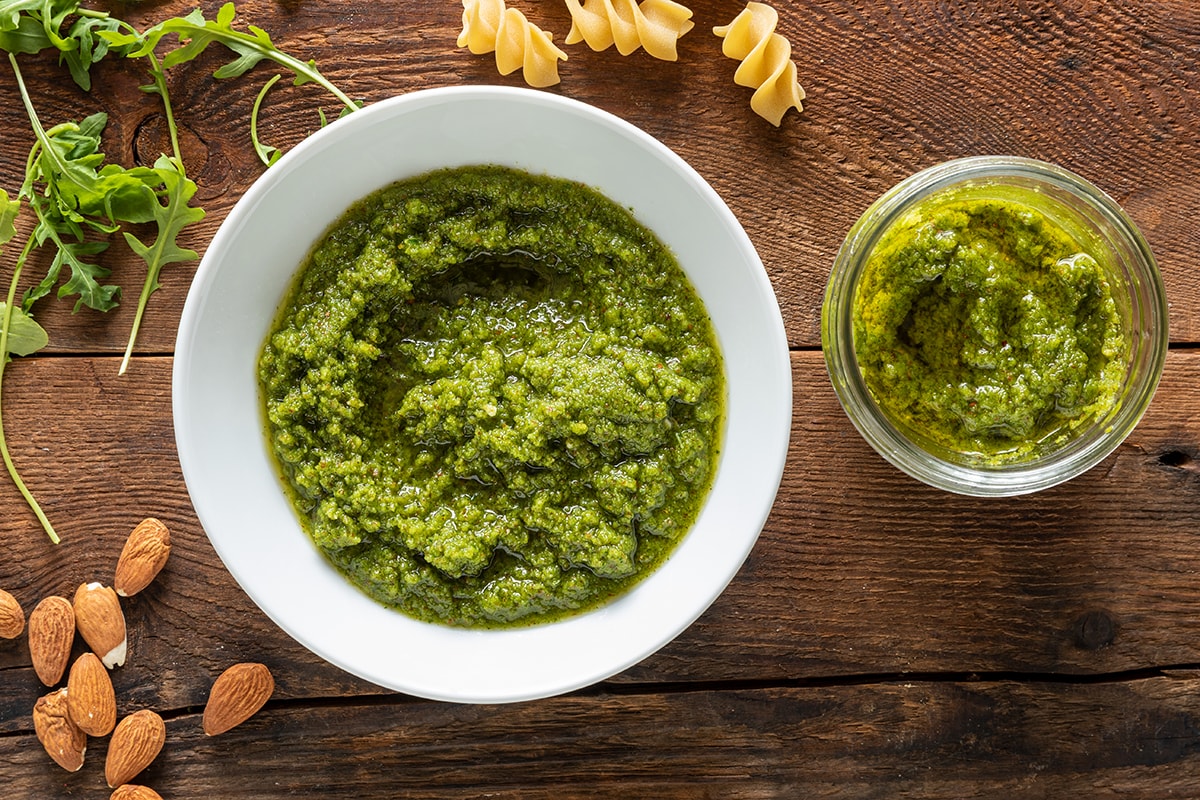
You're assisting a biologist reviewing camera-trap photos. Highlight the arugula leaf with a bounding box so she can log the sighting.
[0,12,50,53]
[0,0,44,31]
[0,301,47,356]
[0,0,121,89]
[119,155,205,373]
[0,188,17,242]
[59,12,122,91]
[23,230,115,311]
[11,67,128,311]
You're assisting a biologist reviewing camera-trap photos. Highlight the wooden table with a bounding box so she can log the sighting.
[2,0,1199,796]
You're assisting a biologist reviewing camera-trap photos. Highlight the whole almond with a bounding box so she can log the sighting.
[29,595,75,686]
[0,588,24,639]
[111,785,164,800]
[67,652,117,736]
[114,518,171,597]
[203,662,275,736]
[105,709,166,788]
[74,582,127,668]
[33,688,86,772]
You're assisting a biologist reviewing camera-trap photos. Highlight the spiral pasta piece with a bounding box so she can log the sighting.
[564,0,695,61]
[458,0,568,87]
[713,2,805,126]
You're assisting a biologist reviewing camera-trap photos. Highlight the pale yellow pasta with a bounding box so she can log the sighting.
[564,0,695,61]
[713,2,805,126]
[458,0,567,88]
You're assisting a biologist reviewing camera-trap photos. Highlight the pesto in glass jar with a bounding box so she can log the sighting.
[853,193,1128,463]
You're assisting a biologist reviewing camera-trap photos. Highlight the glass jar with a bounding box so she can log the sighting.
[821,156,1168,496]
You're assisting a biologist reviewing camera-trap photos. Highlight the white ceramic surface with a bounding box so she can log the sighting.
[173,86,791,703]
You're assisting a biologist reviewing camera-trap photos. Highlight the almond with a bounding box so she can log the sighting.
[105,709,166,788]
[202,662,275,736]
[67,651,117,736]
[0,588,24,639]
[110,785,164,800]
[29,595,75,686]
[74,582,128,668]
[114,518,172,597]
[33,688,86,772]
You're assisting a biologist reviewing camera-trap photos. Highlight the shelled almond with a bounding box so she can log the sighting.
[28,595,75,686]
[203,662,275,736]
[105,709,166,788]
[67,652,118,737]
[111,786,164,800]
[74,582,128,669]
[33,688,87,772]
[0,588,24,639]
[114,518,171,598]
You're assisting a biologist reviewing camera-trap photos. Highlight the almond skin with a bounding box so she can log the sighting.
[33,688,87,772]
[67,651,117,736]
[203,662,275,736]
[110,785,164,800]
[0,588,24,639]
[29,595,75,686]
[105,709,166,788]
[74,582,128,668]
[114,518,171,597]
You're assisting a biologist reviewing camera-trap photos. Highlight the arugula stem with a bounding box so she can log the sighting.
[147,52,183,164]
[250,73,282,166]
[0,232,60,544]
[119,52,183,376]
[11,54,81,187]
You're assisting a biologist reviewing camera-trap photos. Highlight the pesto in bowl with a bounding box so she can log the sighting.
[258,165,725,628]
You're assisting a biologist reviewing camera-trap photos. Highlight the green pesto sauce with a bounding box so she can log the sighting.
[853,193,1128,464]
[258,166,724,628]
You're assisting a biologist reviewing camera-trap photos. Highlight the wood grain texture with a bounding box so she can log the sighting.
[5,677,1200,798]
[1,1,1198,796]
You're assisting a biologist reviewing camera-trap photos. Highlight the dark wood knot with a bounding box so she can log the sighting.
[1157,449,1197,472]
[1072,610,1117,651]
[132,114,209,176]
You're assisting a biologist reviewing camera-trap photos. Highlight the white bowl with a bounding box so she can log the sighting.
[173,86,791,703]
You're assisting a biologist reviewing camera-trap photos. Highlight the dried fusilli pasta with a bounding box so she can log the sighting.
[564,0,695,62]
[713,2,805,125]
[458,0,567,87]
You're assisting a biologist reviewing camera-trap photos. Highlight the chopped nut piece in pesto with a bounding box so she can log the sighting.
[853,194,1128,464]
[259,166,724,627]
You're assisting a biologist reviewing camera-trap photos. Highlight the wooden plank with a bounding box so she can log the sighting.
[4,676,1200,798]
[0,0,1196,353]
[0,351,1198,724]
[630,346,1200,682]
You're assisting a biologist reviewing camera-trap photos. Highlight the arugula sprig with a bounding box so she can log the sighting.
[5,53,195,542]
[102,2,360,166]
[103,3,358,109]
[0,1,357,541]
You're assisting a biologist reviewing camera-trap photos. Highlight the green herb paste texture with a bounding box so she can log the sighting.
[853,194,1128,463]
[259,166,724,627]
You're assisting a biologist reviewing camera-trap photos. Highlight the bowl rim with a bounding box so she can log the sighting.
[172,85,792,702]
[821,155,1169,497]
